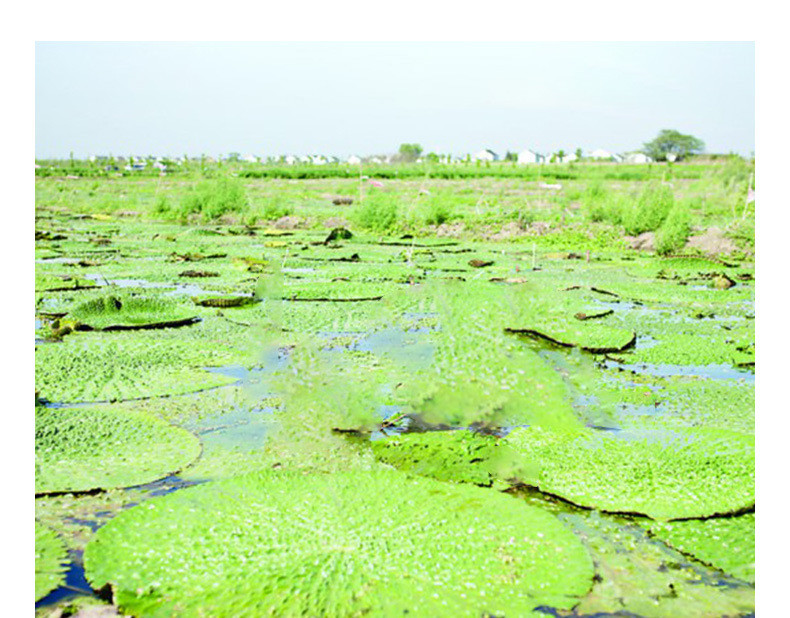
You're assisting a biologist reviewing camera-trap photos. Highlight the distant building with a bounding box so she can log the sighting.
[623,152,653,164]
[473,149,499,162]
[588,149,615,161]
[284,155,298,165]
[347,155,362,165]
[517,149,545,164]
[242,154,258,163]
[559,152,578,164]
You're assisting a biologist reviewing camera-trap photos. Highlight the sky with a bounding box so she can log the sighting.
[35,42,755,159]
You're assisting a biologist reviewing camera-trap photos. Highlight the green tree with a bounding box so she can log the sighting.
[398,143,423,162]
[504,151,518,162]
[643,130,705,161]
[575,148,583,160]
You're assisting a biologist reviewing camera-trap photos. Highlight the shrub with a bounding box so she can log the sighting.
[583,184,626,226]
[424,201,453,226]
[259,197,293,221]
[655,202,692,255]
[622,183,674,235]
[153,195,171,216]
[177,178,248,222]
[355,195,399,233]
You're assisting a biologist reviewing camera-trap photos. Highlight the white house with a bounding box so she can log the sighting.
[347,155,362,165]
[588,149,615,161]
[298,155,312,164]
[284,155,298,165]
[517,149,545,164]
[242,154,258,163]
[559,152,578,164]
[623,152,653,164]
[473,149,499,162]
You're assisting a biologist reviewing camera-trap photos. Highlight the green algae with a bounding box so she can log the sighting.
[505,425,754,520]
[84,469,594,617]
[35,522,69,602]
[645,514,755,583]
[36,405,201,494]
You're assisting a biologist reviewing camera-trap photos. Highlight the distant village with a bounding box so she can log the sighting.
[68,147,669,172]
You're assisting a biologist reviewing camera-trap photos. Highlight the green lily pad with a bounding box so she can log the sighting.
[35,272,98,292]
[506,426,754,520]
[506,321,636,353]
[84,470,594,617]
[68,295,198,330]
[372,431,533,487]
[35,521,69,601]
[645,514,755,583]
[35,333,239,402]
[36,405,201,494]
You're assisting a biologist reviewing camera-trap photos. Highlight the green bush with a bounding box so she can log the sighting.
[153,195,170,216]
[259,197,293,221]
[622,182,674,235]
[655,201,692,255]
[355,195,399,233]
[583,184,627,226]
[424,201,453,226]
[177,178,248,222]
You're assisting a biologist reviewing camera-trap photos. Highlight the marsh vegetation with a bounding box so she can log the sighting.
[35,159,754,617]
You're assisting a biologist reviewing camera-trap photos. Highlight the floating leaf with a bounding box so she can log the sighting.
[35,521,68,601]
[506,426,754,520]
[36,405,201,494]
[84,470,594,616]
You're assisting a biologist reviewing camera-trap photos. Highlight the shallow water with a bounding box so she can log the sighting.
[601,359,755,383]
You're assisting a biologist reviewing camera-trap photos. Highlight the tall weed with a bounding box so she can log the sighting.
[621,183,674,235]
[178,178,248,222]
[655,201,692,254]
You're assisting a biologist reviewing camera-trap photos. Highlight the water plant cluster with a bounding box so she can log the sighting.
[35,166,754,616]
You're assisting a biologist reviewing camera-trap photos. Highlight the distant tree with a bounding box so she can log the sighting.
[398,143,423,162]
[426,152,440,163]
[643,130,705,161]
[504,151,518,162]
[556,149,566,162]
[575,148,583,160]
[227,152,241,162]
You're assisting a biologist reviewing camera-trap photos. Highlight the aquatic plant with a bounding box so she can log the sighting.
[84,469,594,616]
[67,295,198,330]
[564,512,755,617]
[372,430,534,487]
[505,425,754,520]
[645,514,754,583]
[36,405,201,494]
[35,521,68,601]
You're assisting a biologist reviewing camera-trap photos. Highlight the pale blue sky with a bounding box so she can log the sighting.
[35,42,754,159]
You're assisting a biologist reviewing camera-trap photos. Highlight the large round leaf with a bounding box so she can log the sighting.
[506,426,754,520]
[36,405,201,494]
[68,295,198,330]
[646,514,755,583]
[35,521,68,601]
[85,469,594,616]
